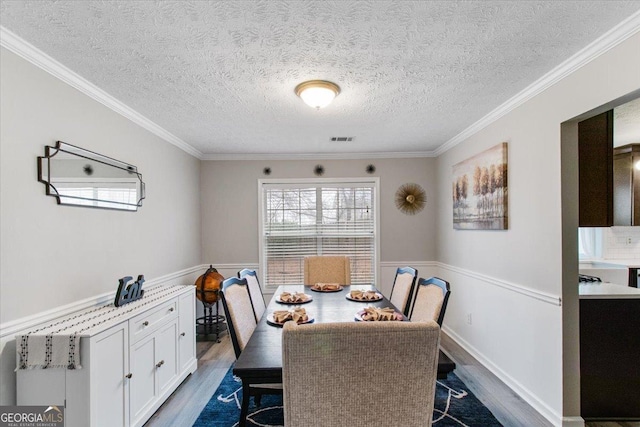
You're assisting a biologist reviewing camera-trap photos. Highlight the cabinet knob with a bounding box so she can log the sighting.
[169,307,175,312]
[142,321,149,327]
[125,373,132,379]
[180,332,186,337]
[156,360,165,368]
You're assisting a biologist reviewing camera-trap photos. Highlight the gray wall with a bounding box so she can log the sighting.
[0,46,202,323]
[434,32,640,422]
[200,157,437,265]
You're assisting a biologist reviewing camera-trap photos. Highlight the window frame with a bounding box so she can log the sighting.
[258,177,380,292]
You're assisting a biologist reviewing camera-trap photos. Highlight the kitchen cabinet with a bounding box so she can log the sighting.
[613,143,640,226]
[580,294,640,420]
[579,110,614,227]
[17,286,197,427]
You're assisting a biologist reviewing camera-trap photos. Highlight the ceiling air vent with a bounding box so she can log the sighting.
[330,137,354,142]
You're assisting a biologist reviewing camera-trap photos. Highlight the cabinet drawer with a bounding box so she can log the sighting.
[129,298,178,343]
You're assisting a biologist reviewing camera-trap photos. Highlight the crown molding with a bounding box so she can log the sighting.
[201,150,437,161]
[434,10,640,156]
[0,26,203,160]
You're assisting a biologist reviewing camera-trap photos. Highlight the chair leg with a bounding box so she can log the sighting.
[254,392,262,407]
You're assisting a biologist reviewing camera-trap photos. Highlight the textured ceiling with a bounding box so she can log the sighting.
[1,1,639,157]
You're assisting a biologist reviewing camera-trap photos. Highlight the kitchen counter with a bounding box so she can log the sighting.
[579,282,640,298]
[594,259,640,268]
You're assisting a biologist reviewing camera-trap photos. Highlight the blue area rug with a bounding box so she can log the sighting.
[193,367,502,427]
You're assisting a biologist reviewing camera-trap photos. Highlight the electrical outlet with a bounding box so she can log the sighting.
[627,237,633,245]
[466,313,472,325]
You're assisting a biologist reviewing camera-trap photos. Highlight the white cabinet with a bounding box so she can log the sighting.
[130,319,179,426]
[88,323,130,427]
[178,291,196,373]
[17,286,197,427]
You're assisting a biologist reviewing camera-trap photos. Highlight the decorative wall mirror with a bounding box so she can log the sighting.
[38,141,145,211]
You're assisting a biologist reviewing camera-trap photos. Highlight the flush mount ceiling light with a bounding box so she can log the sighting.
[295,80,340,109]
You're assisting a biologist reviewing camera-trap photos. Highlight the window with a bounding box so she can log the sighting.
[260,179,379,289]
[578,227,603,259]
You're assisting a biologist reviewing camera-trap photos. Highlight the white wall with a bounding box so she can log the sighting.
[434,32,640,425]
[200,157,438,274]
[0,47,202,404]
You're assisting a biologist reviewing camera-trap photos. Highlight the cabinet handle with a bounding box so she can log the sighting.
[169,307,175,312]
[125,373,132,379]
[180,332,186,337]
[156,360,164,368]
[142,321,149,326]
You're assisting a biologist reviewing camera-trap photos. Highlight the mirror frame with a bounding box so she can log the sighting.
[37,141,145,211]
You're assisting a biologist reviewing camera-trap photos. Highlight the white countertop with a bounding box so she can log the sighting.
[589,259,640,268]
[579,282,640,299]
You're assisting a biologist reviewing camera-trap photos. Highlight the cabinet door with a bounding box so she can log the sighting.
[579,110,613,226]
[156,321,179,396]
[130,335,157,426]
[178,291,196,372]
[91,323,129,427]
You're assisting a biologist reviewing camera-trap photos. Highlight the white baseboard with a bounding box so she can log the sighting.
[562,416,585,427]
[443,326,565,426]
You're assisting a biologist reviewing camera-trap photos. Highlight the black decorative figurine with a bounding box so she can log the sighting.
[115,275,145,307]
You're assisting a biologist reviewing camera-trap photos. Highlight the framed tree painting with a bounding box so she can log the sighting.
[452,142,508,230]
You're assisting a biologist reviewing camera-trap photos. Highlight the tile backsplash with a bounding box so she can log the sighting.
[603,226,640,259]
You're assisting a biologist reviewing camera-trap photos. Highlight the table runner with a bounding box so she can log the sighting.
[16,284,187,370]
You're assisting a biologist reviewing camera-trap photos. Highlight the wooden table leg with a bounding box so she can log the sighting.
[239,381,251,427]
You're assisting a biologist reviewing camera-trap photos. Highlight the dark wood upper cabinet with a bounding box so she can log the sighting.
[613,143,640,226]
[579,110,613,227]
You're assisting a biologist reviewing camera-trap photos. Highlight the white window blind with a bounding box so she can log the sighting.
[261,181,377,288]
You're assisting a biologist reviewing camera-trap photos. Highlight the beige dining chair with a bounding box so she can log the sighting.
[219,277,281,411]
[389,266,418,316]
[303,255,351,285]
[219,277,258,358]
[238,268,266,322]
[409,277,451,327]
[282,320,440,427]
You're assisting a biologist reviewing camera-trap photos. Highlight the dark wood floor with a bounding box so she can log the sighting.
[145,332,638,427]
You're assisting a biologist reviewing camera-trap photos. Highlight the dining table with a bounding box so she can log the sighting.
[233,284,456,426]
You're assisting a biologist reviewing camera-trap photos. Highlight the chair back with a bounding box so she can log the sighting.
[282,321,440,427]
[389,266,418,315]
[409,277,451,326]
[238,269,266,322]
[303,256,351,285]
[219,277,257,358]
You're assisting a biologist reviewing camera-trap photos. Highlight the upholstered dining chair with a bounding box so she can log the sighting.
[238,268,266,322]
[388,266,418,316]
[282,320,440,427]
[409,277,451,327]
[303,255,351,285]
[220,277,281,413]
[219,277,257,358]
